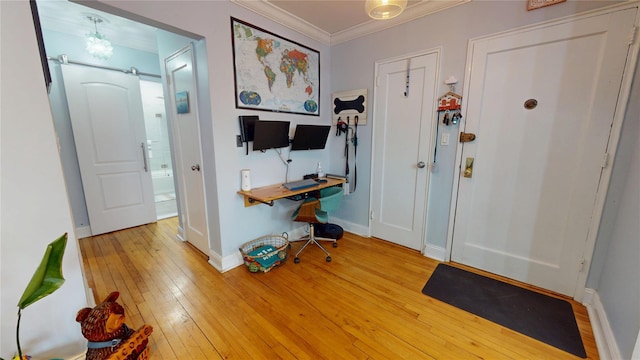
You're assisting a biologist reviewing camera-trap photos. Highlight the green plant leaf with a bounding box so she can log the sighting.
[17,233,67,310]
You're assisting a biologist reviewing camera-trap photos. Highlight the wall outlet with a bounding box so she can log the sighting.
[236,135,243,147]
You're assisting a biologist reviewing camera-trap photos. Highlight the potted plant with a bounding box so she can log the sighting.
[1,233,67,360]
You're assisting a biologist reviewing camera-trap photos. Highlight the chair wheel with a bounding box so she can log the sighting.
[332,242,338,248]
[326,256,332,262]
[294,257,300,264]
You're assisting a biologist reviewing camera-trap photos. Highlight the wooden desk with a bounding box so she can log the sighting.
[238,178,346,207]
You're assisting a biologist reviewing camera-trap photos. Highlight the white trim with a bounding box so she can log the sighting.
[231,0,469,46]
[207,219,362,271]
[632,330,640,360]
[424,243,446,261]
[231,0,331,45]
[583,288,622,360]
[75,225,92,239]
[331,1,469,45]
[286,224,309,242]
[574,3,640,302]
[446,1,640,300]
[176,224,186,242]
[330,217,369,238]
[208,250,244,273]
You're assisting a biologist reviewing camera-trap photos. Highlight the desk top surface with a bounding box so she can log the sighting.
[238,177,345,203]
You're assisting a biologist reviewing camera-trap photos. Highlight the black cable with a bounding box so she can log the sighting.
[434,112,440,165]
[352,116,358,193]
[345,116,350,181]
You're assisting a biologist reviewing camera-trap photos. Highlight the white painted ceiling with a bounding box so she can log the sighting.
[35,0,159,53]
[35,0,470,52]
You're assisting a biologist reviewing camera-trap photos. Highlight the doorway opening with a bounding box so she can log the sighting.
[35,0,203,235]
[140,80,178,219]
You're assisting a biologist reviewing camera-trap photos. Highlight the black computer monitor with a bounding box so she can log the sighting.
[252,120,290,151]
[290,125,331,151]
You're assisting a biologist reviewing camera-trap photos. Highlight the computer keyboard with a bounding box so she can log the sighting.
[283,178,319,191]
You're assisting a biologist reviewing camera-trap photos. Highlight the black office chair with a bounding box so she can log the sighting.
[291,186,344,263]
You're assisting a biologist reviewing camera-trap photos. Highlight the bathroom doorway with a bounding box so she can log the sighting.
[140,80,178,219]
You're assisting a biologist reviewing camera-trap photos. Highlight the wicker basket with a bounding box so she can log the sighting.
[239,234,290,273]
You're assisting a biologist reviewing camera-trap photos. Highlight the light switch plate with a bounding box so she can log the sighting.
[441,133,450,146]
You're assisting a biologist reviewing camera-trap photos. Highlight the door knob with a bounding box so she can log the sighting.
[417,161,426,169]
[191,164,200,171]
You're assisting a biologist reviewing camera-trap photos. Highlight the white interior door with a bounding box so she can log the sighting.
[451,8,636,296]
[371,52,439,250]
[164,44,209,256]
[61,65,156,235]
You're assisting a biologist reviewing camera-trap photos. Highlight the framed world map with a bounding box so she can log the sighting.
[231,18,320,116]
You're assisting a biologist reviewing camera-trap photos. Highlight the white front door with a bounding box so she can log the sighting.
[371,52,439,250]
[451,8,636,296]
[61,65,156,235]
[164,44,209,256]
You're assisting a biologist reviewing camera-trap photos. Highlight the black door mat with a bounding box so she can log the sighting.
[421,263,586,358]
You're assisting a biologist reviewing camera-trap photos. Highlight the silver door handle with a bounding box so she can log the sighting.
[417,161,426,169]
[191,164,200,171]
[141,142,148,172]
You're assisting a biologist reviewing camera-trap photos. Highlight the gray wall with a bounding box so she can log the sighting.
[93,0,335,257]
[332,2,638,356]
[0,0,640,355]
[1,2,87,356]
[331,0,626,250]
[587,57,640,359]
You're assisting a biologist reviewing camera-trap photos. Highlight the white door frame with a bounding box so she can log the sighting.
[369,47,442,253]
[446,3,640,301]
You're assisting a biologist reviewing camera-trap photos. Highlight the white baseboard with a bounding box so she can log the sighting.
[331,218,369,237]
[424,243,446,261]
[207,226,304,273]
[207,223,337,273]
[75,225,92,239]
[632,331,640,360]
[208,249,243,273]
[583,288,621,360]
[176,225,185,242]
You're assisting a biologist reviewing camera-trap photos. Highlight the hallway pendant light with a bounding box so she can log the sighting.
[85,15,113,60]
[365,0,408,20]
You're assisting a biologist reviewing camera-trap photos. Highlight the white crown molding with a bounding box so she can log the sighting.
[231,0,332,45]
[332,0,470,45]
[231,0,470,46]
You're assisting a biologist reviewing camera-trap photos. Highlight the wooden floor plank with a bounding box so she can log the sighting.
[78,218,599,359]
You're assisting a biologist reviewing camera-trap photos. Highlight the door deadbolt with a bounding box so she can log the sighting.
[464,157,474,178]
[417,161,426,169]
[191,164,200,171]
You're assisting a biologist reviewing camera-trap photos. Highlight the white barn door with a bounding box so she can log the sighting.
[62,65,156,235]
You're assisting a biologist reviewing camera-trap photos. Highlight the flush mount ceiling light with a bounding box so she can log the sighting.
[85,14,113,60]
[365,0,408,20]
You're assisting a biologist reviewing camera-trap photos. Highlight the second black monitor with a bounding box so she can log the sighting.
[291,125,331,151]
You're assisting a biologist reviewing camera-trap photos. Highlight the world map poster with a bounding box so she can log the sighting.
[231,18,320,116]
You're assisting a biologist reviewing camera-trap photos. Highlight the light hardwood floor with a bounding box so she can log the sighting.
[79,217,598,359]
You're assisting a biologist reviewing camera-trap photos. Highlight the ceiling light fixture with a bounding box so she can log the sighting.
[365,0,408,20]
[85,15,113,60]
